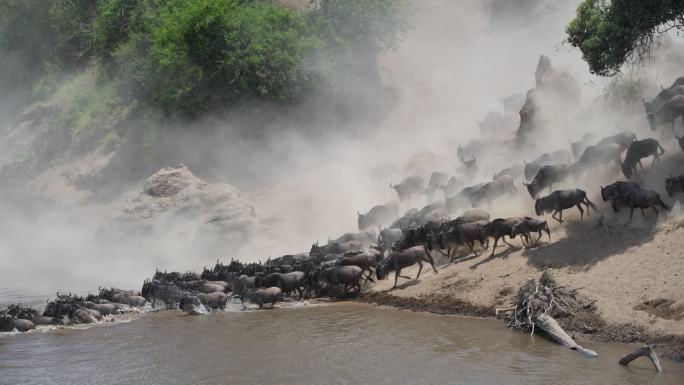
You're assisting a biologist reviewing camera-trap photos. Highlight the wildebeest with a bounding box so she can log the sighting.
[310,239,362,258]
[535,188,596,223]
[511,217,550,247]
[390,176,425,203]
[272,272,306,299]
[378,228,403,252]
[572,143,623,174]
[647,94,684,131]
[595,131,637,150]
[676,135,684,154]
[335,248,383,282]
[621,138,665,179]
[482,217,524,257]
[493,164,523,181]
[432,221,487,260]
[600,181,640,204]
[665,173,684,197]
[612,189,670,223]
[570,133,597,159]
[376,246,437,289]
[232,275,256,296]
[241,287,283,308]
[524,150,572,181]
[425,171,450,202]
[524,163,571,198]
[357,202,399,231]
[472,176,517,207]
[198,292,229,309]
[438,176,464,199]
[644,83,684,116]
[316,265,364,298]
[460,157,477,177]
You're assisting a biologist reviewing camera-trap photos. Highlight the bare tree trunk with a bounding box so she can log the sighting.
[618,345,662,372]
[534,313,598,358]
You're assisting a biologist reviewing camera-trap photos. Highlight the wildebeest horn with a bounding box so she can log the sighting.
[389,183,394,189]
[522,182,529,186]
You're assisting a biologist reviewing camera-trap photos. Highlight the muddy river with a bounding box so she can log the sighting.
[1,302,682,385]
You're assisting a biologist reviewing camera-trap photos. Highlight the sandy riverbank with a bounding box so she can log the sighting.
[361,212,684,360]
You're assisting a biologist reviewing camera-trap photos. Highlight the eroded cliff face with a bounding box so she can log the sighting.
[98,164,258,256]
[515,55,581,149]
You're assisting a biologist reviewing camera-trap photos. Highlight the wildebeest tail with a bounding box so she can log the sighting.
[657,196,671,212]
[583,194,597,211]
[658,142,666,155]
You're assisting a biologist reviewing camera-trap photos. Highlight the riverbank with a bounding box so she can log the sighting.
[361,213,684,361]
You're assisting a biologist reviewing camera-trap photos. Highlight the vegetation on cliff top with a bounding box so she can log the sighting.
[0,0,406,120]
[567,0,684,76]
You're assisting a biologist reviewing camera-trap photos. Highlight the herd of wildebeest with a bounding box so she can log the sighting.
[2,77,684,334]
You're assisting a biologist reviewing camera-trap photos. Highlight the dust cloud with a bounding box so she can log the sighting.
[1,0,683,303]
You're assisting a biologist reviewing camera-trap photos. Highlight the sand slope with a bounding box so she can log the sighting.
[369,211,684,336]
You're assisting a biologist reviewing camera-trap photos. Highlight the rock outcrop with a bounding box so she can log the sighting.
[99,164,258,254]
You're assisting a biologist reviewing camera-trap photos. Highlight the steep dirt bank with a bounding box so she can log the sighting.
[361,212,684,360]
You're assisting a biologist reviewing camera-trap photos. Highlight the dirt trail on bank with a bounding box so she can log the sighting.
[367,212,684,338]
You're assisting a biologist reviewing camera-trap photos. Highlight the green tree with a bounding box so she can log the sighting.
[567,0,684,76]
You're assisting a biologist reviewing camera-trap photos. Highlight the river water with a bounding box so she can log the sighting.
[1,302,682,385]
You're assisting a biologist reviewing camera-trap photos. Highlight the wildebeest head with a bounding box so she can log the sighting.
[665,175,683,197]
[523,181,539,199]
[0,314,15,332]
[375,263,387,280]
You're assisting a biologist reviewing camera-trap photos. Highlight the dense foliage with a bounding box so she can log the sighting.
[0,0,405,118]
[567,0,684,76]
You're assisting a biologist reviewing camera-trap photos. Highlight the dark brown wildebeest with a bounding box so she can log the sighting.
[272,272,306,299]
[511,217,550,247]
[645,88,684,129]
[335,248,383,282]
[482,217,524,257]
[433,221,487,261]
[241,287,283,309]
[600,181,640,205]
[376,246,438,289]
[316,265,364,298]
[666,173,684,197]
[612,189,670,223]
[621,138,665,179]
[535,188,596,223]
[524,163,571,199]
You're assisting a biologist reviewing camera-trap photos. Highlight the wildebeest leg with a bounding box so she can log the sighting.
[629,207,634,224]
[638,160,644,170]
[502,237,515,248]
[415,261,424,279]
[576,204,584,220]
[652,205,659,218]
[551,210,562,223]
[467,240,478,257]
[490,237,499,257]
[640,208,647,218]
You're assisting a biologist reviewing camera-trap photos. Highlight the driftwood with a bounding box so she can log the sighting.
[535,313,598,358]
[619,344,662,372]
[496,270,598,358]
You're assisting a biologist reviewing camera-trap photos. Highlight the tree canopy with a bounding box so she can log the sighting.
[0,0,406,118]
[567,0,684,76]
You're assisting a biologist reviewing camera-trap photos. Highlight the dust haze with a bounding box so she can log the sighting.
[2,0,683,304]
